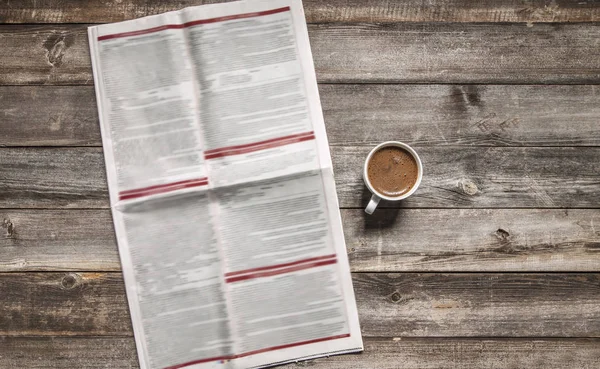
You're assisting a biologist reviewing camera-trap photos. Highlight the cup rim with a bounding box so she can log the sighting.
[363,141,423,201]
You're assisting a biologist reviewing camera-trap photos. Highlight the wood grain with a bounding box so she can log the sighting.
[3,272,600,337]
[0,337,139,368]
[2,336,600,369]
[355,273,600,337]
[0,26,91,85]
[0,273,130,336]
[298,337,600,369]
[343,209,600,272]
[0,210,118,272]
[322,84,600,147]
[0,0,598,24]
[2,23,600,85]
[2,209,599,273]
[3,85,600,147]
[0,86,101,146]
[0,148,108,209]
[311,22,600,84]
[2,147,598,209]
[2,0,599,365]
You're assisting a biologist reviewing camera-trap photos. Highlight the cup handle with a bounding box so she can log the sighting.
[365,194,380,215]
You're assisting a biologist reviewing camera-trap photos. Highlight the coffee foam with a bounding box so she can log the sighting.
[367,146,419,197]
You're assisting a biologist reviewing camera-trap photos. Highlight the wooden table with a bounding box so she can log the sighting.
[1,1,600,368]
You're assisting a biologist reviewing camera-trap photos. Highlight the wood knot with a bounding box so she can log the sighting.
[390,292,402,303]
[43,32,75,67]
[495,228,510,240]
[460,179,479,196]
[2,218,15,238]
[61,273,81,290]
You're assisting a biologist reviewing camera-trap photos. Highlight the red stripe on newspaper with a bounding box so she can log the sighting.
[204,131,315,160]
[225,258,337,283]
[163,355,231,369]
[163,333,351,369]
[98,7,290,41]
[118,178,208,201]
[183,7,290,27]
[236,333,351,358]
[98,24,185,40]
[225,254,336,277]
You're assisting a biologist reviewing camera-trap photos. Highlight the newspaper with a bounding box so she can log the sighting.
[88,1,362,368]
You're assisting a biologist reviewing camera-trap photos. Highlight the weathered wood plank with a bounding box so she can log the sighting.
[344,209,600,272]
[3,272,600,337]
[0,273,130,336]
[0,148,108,209]
[0,210,118,272]
[1,147,598,209]
[356,273,600,337]
[2,337,600,369]
[304,0,600,23]
[2,23,600,85]
[3,85,600,147]
[295,337,600,369]
[1,0,599,24]
[0,87,101,146]
[0,337,139,368]
[322,84,600,147]
[0,26,91,85]
[312,22,600,84]
[2,209,599,273]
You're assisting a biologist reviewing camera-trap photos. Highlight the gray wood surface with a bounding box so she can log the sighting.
[3,84,600,147]
[2,0,600,366]
[0,337,139,369]
[2,336,600,369]
[3,272,600,337]
[343,209,600,272]
[0,87,101,146]
[0,148,108,209]
[312,22,600,84]
[2,209,599,273]
[0,210,118,272]
[356,273,600,337]
[322,84,600,147]
[1,0,598,24]
[2,147,599,209]
[2,23,600,85]
[1,273,130,336]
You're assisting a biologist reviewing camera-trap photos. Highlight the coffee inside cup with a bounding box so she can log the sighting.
[367,146,419,197]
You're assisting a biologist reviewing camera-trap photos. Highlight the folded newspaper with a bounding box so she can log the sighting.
[88,1,362,368]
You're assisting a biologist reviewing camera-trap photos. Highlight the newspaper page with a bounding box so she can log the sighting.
[88,1,363,368]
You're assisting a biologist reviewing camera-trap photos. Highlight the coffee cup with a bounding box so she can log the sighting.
[363,141,423,214]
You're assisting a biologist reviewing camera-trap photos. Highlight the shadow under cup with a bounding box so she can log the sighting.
[363,141,423,214]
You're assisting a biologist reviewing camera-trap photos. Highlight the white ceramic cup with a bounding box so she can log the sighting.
[363,141,423,214]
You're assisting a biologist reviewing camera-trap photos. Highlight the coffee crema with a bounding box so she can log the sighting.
[367,146,419,197]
